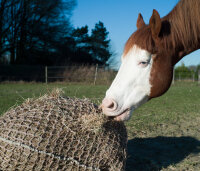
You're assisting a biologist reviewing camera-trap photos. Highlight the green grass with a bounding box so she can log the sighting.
[0,82,200,170]
[0,82,108,115]
[125,82,200,170]
[126,82,200,136]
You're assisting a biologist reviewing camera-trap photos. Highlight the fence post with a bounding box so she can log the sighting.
[192,73,195,82]
[45,66,48,84]
[94,64,98,85]
[198,70,200,85]
[172,68,175,84]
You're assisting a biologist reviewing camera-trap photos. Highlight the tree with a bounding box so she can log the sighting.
[69,22,113,65]
[18,0,76,65]
[195,64,200,80]
[0,2,114,66]
[70,25,94,64]
[72,26,89,45]
[0,0,7,57]
[0,0,17,63]
[0,0,76,65]
[175,62,194,80]
[89,21,111,65]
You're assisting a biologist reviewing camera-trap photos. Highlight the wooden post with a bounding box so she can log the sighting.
[94,64,98,85]
[198,70,200,85]
[192,73,195,82]
[45,66,48,84]
[172,68,175,84]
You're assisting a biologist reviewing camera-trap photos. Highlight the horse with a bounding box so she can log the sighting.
[101,0,200,121]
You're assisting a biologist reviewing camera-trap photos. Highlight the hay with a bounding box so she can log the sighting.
[0,89,127,171]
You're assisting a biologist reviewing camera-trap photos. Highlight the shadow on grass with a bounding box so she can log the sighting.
[126,136,200,171]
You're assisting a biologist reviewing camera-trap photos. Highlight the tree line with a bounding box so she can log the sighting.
[0,0,112,66]
[175,63,200,80]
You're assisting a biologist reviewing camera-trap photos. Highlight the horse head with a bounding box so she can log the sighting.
[101,10,174,121]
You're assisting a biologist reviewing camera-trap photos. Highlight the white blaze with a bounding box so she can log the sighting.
[105,45,153,119]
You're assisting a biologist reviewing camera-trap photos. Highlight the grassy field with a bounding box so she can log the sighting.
[0,82,200,170]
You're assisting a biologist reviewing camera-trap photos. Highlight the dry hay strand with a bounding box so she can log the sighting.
[0,89,127,171]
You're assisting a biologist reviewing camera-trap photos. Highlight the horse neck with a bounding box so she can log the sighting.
[164,0,200,65]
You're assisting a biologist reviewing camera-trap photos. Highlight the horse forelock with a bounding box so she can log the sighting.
[123,26,155,57]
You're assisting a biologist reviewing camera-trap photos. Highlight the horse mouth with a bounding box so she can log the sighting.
[112,109,131,121]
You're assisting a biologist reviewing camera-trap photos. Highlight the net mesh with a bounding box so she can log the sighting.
[0,90,127,171]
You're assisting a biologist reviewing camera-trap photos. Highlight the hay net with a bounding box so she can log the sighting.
[0,89,127,171]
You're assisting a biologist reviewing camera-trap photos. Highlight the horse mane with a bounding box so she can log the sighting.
[124,0,200,56]
[167,0,200,51]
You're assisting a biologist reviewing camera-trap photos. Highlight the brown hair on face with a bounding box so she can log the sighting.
[123,26,155,56]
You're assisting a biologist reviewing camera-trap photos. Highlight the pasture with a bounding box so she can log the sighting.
[0,82,200,170]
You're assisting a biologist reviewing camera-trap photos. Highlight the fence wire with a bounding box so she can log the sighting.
[45,65,117,84]
[0,65,200,84]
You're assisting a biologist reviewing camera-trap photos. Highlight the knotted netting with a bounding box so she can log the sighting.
[0,90,127,171]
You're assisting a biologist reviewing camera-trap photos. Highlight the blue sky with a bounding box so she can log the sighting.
[72,0,200,68]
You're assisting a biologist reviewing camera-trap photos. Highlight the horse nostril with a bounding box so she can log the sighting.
[107,102,115,109]
[102,98,118,111]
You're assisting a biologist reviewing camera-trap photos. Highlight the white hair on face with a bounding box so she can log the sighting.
[105,45,153,118]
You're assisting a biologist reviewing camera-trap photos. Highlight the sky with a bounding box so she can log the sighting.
[72,0,200,68]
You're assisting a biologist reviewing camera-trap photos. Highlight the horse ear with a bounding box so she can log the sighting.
[149,9,161,39]
[137,13,145,29]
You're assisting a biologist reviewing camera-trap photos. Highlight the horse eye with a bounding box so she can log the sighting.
[141,62,147,65]
[139,61,148,67]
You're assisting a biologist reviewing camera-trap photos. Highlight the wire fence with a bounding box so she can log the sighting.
[45,66,200,85]
[45,65,117,85]
[0,64,200,85]
[173,70,200,83]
